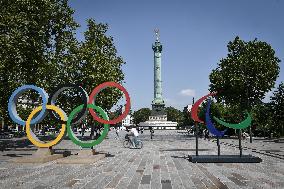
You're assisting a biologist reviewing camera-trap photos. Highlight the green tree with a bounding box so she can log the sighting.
[79,19,125,112]
[209,36,280,139]
[0,1,126,133]
[182,107,194,129]
[0,0,79,129]
[270,82,284,136]
[165,106,183,126]
[252,103,273,137]
[44,19,126,130]
[209,36,280,110]
[133,108,151,126]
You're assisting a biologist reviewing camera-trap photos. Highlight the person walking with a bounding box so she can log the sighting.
[140,127,144,134]
[81,125,85,137]
[205,129,210,141]
[149,126,154,139]
[115,127,120,139]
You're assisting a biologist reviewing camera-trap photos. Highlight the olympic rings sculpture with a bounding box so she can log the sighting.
[8,82,131,148]
[191,92,251,137]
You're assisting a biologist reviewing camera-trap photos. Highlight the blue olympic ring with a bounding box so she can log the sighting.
[8,85,49,126]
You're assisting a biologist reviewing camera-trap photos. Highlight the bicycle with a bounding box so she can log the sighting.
[123,134,143,149]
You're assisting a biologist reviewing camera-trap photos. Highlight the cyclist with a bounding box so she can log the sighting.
[130,126,139,148]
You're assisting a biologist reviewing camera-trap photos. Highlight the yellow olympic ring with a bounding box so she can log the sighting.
[26,105,67,148]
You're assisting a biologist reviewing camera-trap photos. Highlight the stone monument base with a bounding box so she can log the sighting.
[10,148,65,163]
[56,149,106,164]
[188,154,262,163]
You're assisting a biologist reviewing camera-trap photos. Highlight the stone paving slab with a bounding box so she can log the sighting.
[0,130,283,189]
[56,153,105,164]
[10,153,64,163]
[10,148,65,163]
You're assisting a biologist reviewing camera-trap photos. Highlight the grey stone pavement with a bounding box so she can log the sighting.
[0,130,284,189]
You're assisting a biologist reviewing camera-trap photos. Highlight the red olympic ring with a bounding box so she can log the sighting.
[191,92,217,123]
[88,81,131,125]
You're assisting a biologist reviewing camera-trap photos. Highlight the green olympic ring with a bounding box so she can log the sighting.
[213,111,252,130]
[67,104,109,148]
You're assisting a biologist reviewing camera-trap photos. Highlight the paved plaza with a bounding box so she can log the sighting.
[0,130,283,189]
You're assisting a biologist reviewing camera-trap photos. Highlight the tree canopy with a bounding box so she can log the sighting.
[79,19,125,111]
[0,0,125,129]
[209,36,280,110]
[270,82,284,136]
[209,36,282,137]
[132,108,151,126]
[165,106,183,126]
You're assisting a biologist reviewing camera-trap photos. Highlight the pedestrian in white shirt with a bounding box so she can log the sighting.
[130,126,139,148]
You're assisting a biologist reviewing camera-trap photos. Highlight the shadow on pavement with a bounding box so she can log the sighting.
[160,148,212,152]
[3,153,33,157]
[0,138,34,151]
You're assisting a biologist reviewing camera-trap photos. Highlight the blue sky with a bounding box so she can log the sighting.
[69,0,284,111]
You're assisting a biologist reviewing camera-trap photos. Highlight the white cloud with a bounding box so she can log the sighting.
[179,89,195,97]
[164,97,192,110]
